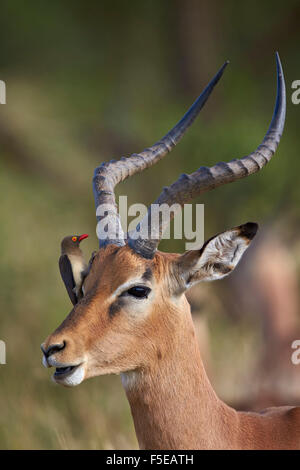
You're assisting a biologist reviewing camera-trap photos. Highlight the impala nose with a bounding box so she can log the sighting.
[41,341,66,359]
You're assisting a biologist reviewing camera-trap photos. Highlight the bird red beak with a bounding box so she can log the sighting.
[78,234,89,242]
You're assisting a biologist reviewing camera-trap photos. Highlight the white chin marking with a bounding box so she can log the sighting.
[121,370,139,390]
[53,365,85,387]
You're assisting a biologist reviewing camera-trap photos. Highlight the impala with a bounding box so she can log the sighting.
[42,53,300,449]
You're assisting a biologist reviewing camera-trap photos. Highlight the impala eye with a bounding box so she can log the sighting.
[126,286,151,299]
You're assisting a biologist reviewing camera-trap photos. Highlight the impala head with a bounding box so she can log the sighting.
[42,53,286,387]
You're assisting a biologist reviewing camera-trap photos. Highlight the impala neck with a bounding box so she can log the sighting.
[121,301,236,450]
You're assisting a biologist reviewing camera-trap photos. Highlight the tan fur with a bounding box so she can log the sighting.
[42,245,300,449]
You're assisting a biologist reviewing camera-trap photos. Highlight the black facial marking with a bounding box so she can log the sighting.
[109,298,125,318]
[142,267,153,282]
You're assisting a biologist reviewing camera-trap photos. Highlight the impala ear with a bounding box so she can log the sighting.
[175,222,258,291]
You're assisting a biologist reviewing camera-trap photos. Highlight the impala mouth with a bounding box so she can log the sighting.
[54,365,77,377]
[53,363,85,386]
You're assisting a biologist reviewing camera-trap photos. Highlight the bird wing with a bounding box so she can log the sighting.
[59,254,77,305]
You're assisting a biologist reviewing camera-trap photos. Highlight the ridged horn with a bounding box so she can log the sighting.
[128,52,286,259]
[93,61,229,247]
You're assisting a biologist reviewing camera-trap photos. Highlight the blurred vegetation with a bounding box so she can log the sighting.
[0,0,299,449]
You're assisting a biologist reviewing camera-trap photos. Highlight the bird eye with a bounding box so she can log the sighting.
[126,286,151,299]
[72,236,77,242]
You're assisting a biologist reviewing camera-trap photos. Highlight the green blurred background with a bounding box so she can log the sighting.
[0,0,299,449]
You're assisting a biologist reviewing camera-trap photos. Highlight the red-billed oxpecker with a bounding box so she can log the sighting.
[59,234,89,305]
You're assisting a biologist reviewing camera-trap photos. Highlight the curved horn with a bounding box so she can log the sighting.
[93,61,229,247]
[128,52,286,259]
